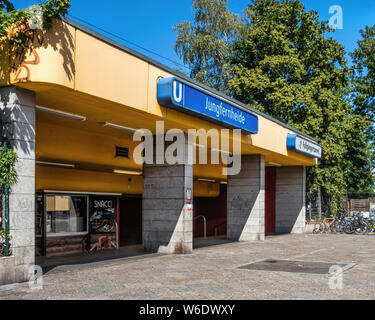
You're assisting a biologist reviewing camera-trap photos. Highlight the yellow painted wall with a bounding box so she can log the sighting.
[36,119,142,171]
[193,181,220,197]
[36,165,142,194]
[75,30,149,111]
[36,116,223,197]
[0,41,10,86]
[36,165,221,197]
[9,21,75,88]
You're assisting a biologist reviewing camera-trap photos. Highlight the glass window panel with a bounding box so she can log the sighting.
[46,195,88,236]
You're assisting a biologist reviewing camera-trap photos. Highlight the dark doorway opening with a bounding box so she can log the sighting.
[118,196,142,247]
[193,184,227,238]
[265,167,276,233]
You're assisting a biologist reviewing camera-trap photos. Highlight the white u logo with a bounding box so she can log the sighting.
[173,81,183,103]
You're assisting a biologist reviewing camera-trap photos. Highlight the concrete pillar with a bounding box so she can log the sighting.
[275,166,306,234]
[227,154,265,241]
[142,134,193,254]
[0,86,35,284]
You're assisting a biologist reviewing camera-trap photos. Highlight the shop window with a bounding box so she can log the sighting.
[46,195,88,236]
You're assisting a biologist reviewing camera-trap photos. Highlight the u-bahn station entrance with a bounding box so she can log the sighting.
[0,17,322,284]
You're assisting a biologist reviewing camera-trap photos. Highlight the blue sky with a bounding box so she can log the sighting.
[15,0,375,72]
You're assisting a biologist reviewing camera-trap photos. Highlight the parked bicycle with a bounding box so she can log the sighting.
[330,212,368,235]
[313,217,334,234]
[364,214,375,234]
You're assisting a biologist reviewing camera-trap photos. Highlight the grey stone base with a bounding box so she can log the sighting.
[0,86,36,285]
[142,161,193,254]
[0,256,32,285]
[227,155,265,241]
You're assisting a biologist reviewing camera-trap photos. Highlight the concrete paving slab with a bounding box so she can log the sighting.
[0,234,374,300]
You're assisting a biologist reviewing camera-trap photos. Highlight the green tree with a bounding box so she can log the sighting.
[174,0,243,92]
[228,0,373,212]
[0,1,14,12]
[175,0,374,213]
[0,141,17,190]
[351,25,375,122]
[350,25,375,192]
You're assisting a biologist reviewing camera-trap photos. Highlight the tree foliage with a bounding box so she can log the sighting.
[0,141,17,190]
[0,1,13,12]
[0,0,71,69]
[174,0,243,93]
[228,0,357,212]
[351,25,375,121]
[175,0,374,212]
[350,25,375,191]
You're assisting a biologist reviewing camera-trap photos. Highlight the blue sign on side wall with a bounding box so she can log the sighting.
[287,134,322,159]
[157,77,259,134]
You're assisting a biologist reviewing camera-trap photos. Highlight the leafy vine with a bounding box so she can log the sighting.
[0,0,71,70]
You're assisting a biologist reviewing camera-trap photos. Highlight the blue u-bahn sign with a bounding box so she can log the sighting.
[157,77,259,134]
[287,134,322,158]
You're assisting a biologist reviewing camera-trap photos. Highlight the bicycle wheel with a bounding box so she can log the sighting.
[313,222,324,234]
[354,223,368,235]
[324,222,332,233]
[330,220,342,234]
[344,224,354,234]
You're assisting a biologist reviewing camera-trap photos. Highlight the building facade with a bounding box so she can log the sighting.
[0,17,321,284]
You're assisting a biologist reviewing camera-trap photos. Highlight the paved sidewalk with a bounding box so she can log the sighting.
[0,234,374,300]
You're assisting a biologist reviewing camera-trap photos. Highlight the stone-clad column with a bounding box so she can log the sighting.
[227,154,265,241]
[0,86,35,284]
[142,133,193,254]
[275,166,306,234]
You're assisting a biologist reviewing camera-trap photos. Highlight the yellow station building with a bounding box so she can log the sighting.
[0,17,321,284]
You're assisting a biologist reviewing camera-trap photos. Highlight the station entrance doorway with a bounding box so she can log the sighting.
[193,184,227,243]
[118,196,142,247]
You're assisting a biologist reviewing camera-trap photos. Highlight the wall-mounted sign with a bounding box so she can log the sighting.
[186,188,192,201]
[89,196,117,234]
[287,134,322,158]
[157,77,258,134]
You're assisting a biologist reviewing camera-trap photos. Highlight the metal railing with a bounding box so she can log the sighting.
[193,215,207,239]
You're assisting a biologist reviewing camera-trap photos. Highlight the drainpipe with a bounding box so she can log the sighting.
[4,142,9,256]
[317,186,322,220]
[309,190,312,222]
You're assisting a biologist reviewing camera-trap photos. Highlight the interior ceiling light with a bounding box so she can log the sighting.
[268,162,281,167]
[197,178,216,183]
[210,148,232,156]
[43,190,122,196]
[36,161,75,168]
[36,105,86,121]
[100,122,139,133]
[113,169,142,175]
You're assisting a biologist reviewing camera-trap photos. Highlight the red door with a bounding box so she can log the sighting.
[265,167,276,233]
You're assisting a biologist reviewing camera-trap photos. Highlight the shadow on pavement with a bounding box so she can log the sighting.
[36,245,161,275]
[193,236,236,249]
